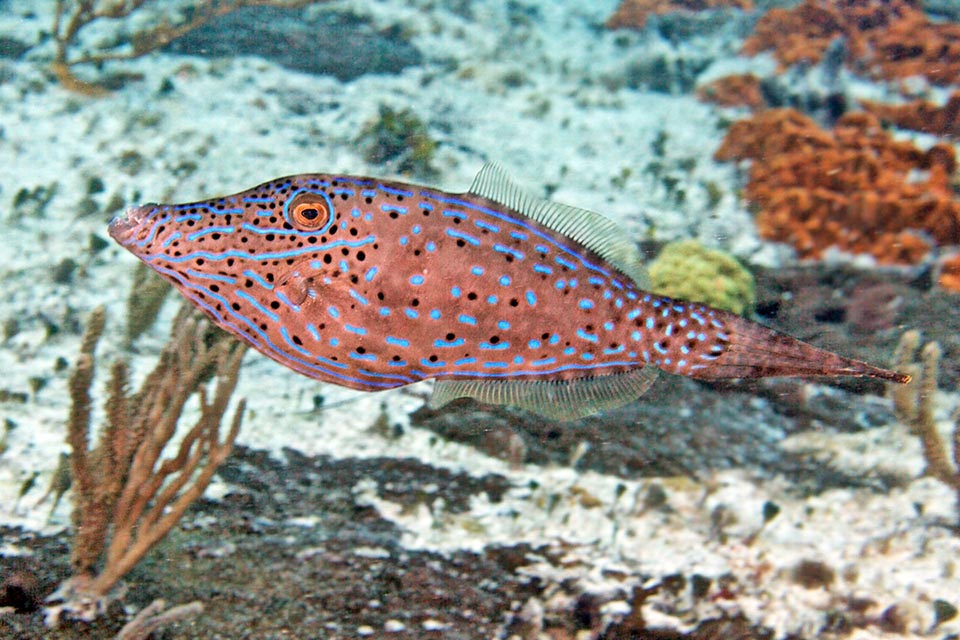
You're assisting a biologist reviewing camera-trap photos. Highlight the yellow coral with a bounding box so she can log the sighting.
[648,240,756,315]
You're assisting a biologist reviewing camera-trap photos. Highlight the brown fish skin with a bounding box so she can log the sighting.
[108,168,909,417]
[674,309,909,383]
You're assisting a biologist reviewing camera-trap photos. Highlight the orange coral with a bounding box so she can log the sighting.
[715,108,960,264]
[696,73,765,110]
[939,254,960,293]
[606,0,752,30]
[861,92,960,138]
[742,0,960,86]
[867,8,960,86]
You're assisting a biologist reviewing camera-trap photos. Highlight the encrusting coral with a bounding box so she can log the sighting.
[44,303,247,625]
[605,0,752,30]
[715,108,960,265]
[51,0,329,95]
[939,254,960,293]
[648,240,756,315]
[861,92,960,139]
[742,0,960,86]
[695,73,765,111]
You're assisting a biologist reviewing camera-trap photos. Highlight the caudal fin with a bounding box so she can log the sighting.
[687,311,910,384]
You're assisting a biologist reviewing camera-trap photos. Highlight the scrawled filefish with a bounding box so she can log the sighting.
[108,163,909,420]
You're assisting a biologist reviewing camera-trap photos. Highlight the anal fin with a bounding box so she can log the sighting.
[430,367,659,421]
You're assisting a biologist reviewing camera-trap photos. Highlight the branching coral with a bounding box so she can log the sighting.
[742,0,960,86]
[891,331,960,522]
[51,0,327,95]
[715,108,960,264]
[861,92,960,139]
[45,303,247,625]
[115,599,204,639]
[605,0,752,30]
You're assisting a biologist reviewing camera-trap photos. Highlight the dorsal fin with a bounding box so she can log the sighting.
[430,367,659,421]
[468,162,649,287]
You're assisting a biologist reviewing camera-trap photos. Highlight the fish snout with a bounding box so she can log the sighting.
[108,204,160,246]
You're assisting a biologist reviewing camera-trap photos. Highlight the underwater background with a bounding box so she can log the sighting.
[1,0,960,637]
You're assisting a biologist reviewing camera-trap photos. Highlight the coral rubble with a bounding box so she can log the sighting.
[715,108,960,264]
[742,0,960,86]
[606,0,753,30]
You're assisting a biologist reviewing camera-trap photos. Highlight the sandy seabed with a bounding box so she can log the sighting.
[0,0,958,637]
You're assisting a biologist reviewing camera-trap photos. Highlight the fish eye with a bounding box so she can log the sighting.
[290,194,332,230]
[300,207,320,220]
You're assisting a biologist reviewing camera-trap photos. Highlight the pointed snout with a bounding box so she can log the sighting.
[108,204,160,246]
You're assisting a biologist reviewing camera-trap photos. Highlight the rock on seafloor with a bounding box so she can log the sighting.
[164,6,423,81]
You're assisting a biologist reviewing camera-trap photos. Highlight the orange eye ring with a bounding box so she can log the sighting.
[289,193,333,231]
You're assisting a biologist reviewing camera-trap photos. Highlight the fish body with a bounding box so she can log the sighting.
[109,164,909,419]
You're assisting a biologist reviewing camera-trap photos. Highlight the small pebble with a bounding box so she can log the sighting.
[422,619,450,631]
[384,619,406,632]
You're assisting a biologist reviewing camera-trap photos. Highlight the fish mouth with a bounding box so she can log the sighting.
[108,204,159,246]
